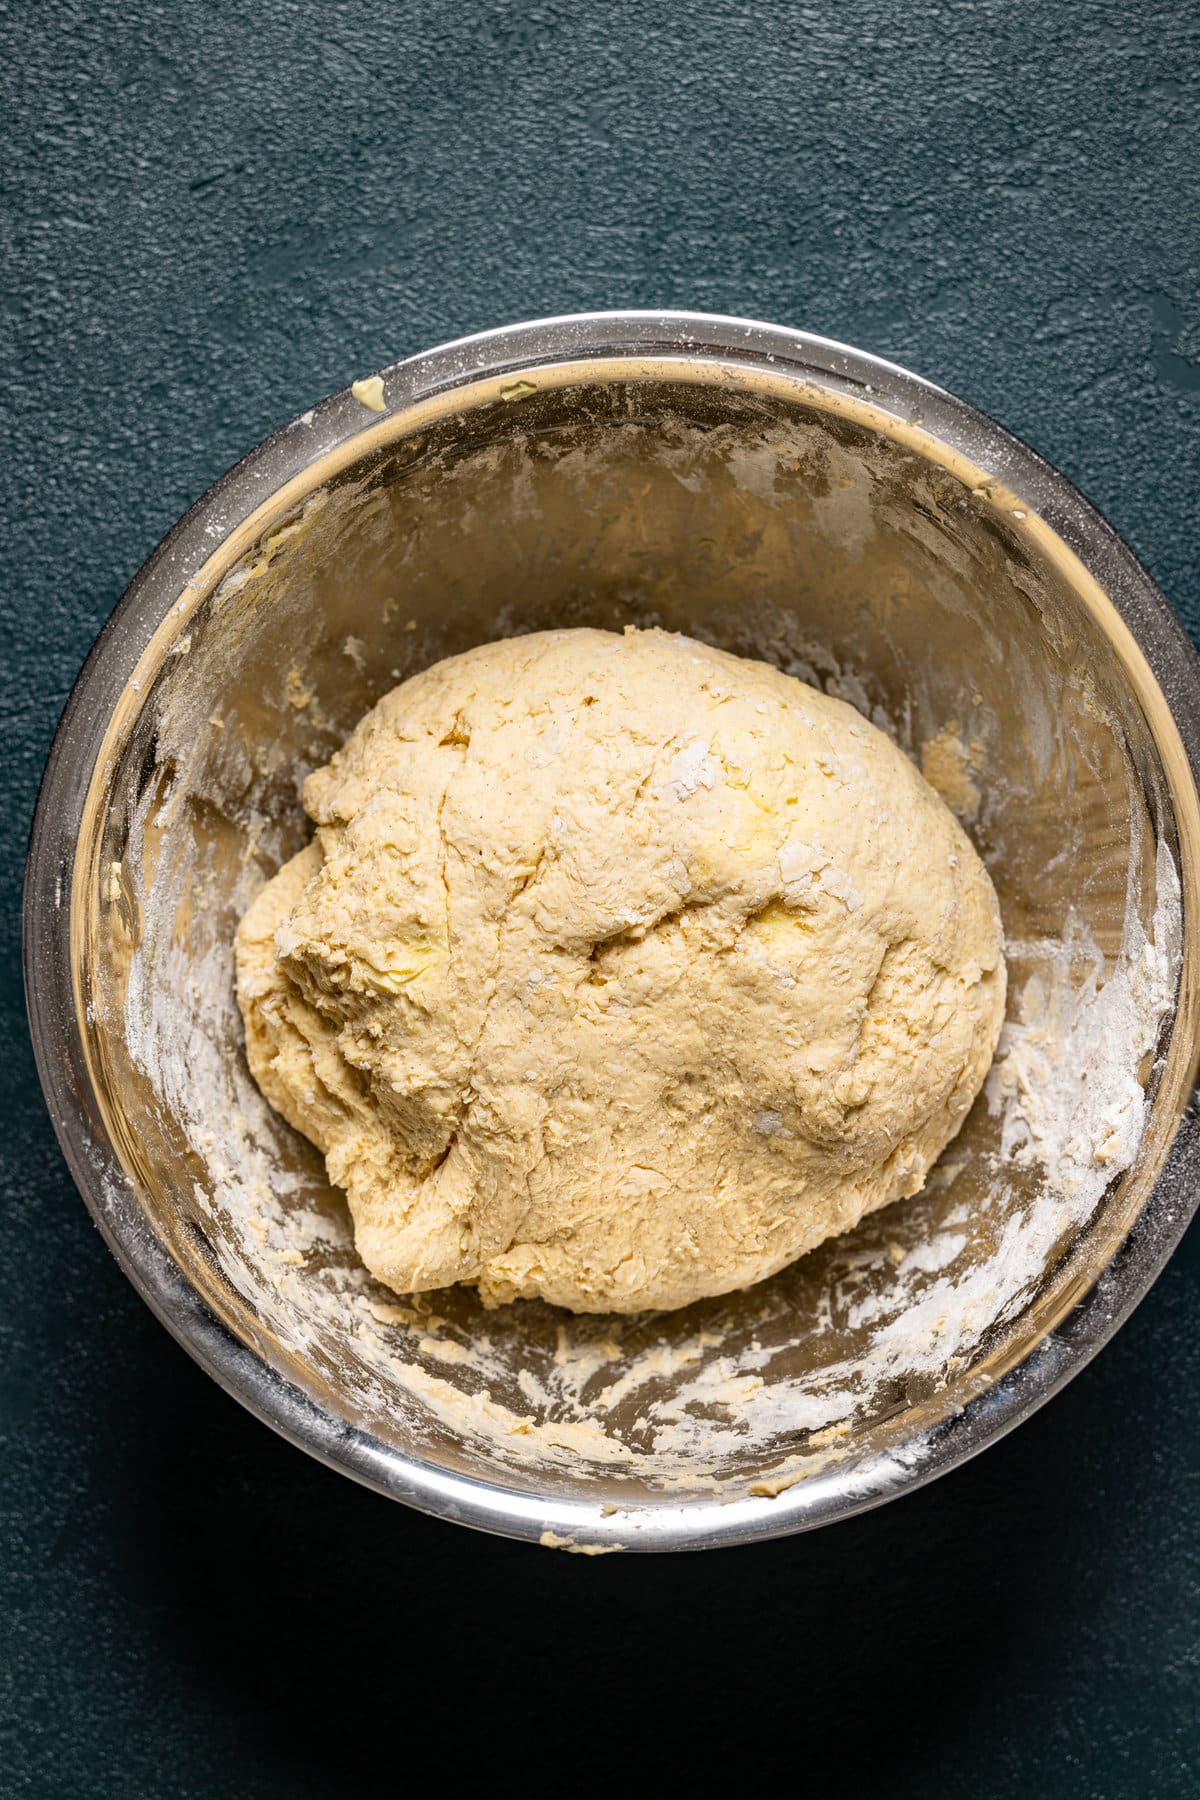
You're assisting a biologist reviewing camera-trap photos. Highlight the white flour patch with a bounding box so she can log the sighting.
[987,840,1181,1203]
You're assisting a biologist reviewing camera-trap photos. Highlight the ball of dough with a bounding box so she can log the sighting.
[236,628,1005,1313]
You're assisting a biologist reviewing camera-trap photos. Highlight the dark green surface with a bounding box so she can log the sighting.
[4,3,1200,1794]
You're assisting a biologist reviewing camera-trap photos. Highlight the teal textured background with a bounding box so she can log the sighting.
[4,3,1199,1794]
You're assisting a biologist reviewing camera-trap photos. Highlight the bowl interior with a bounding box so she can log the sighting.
[77,363,1188,1516]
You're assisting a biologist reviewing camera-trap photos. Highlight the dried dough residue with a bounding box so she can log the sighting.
[921,721,983,822]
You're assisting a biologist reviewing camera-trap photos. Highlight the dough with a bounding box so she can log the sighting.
[236,628,1006,1313]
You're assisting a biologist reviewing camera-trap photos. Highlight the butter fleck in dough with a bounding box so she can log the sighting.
[236,628,1006,1313]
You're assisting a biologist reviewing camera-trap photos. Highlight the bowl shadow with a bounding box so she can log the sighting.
[102,1316,1109,1795]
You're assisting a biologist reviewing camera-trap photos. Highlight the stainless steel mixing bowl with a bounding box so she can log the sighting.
[24,312,1200,1550]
